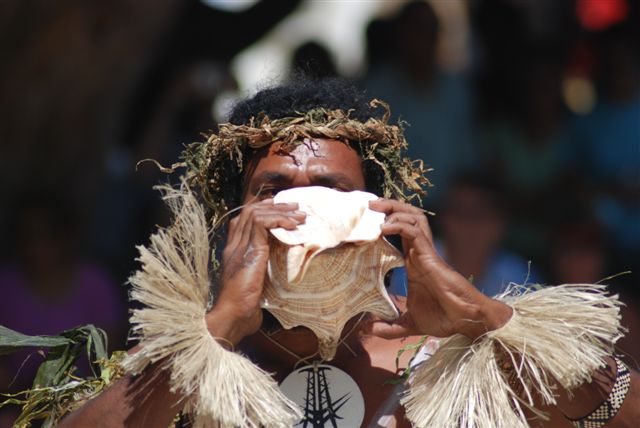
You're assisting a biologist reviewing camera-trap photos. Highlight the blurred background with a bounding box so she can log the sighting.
[0,0,639,424]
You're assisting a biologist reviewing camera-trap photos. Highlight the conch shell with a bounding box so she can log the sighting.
[262,186,404,360]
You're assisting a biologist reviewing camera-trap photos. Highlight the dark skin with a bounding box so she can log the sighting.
[214,139,512,344]
[62,138,638,427]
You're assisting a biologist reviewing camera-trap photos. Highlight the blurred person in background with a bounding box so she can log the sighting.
[435,172,540,296]
[0,190,124,342]
[290,41,338,80]
[0,0,304,287]
[571,22,640,275]
[480,49,576,261]
[0,190,125,424]
[362,0,477,207]
[88,0,303,282]
[470,0,582,265]
[550,216,640,369]
[364,17,396,73]
[89,60,238,285]
[389,171,540,297]
[551,218,608,286]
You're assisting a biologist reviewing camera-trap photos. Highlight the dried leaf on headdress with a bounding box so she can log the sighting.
[163,100,431,277]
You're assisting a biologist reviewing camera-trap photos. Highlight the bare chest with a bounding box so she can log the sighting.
[264,335,422,427]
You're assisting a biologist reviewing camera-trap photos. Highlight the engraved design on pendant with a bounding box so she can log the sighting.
[279,364,365,428]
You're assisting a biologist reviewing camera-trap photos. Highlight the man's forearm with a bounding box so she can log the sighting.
[60,365,182,428]
[557,357,639,427]
[59,307,244,428]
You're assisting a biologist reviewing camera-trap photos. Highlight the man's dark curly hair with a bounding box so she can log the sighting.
[229,77,379,125]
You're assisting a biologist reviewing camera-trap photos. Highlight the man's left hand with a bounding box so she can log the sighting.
[369,199,512,340]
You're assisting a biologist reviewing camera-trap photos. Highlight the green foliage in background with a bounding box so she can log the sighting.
[0,325,125,428]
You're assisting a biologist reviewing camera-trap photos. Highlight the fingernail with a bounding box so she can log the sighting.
[293,210,306,216]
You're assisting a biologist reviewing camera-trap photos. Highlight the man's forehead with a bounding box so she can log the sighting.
[265,138,331,160]
[248,138,360,170]
[242,138,366,194]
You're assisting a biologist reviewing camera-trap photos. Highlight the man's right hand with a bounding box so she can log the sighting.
[205,199,306,345]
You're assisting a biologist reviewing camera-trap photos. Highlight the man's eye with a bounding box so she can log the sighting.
[329,185,352,192]
[258,187,282,198]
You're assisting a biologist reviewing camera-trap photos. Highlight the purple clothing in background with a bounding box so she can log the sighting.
[0,263,122,337]
[0,263,124,391]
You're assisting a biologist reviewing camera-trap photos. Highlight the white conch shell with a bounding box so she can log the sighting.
[263,186,404,360]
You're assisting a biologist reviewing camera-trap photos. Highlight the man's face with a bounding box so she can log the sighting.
[243,138,366,203]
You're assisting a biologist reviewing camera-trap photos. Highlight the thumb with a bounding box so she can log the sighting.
[369,313,418,340]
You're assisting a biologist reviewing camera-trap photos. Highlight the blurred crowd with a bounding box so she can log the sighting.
[1,0,639,423]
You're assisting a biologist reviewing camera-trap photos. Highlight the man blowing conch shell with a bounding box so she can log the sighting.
[60,78,639,428]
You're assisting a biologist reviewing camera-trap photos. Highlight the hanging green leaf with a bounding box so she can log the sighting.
[0,324,121,428]
[0,326,71,356]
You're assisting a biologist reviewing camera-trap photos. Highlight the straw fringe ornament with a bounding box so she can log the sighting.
[120,184,625,428]
[403,284,625,428]
[123,185,300,428]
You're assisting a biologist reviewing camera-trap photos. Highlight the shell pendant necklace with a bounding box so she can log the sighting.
[260,313,367,428]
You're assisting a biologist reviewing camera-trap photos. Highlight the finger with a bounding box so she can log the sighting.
[380,221,422,242]
[228,215,239,237]
[228,201,274,249]
[385,211,428,230]
[385,211,414,222]
[255,213,305,230]
[232,203,304,250]
[239,199,299,218]
[384,212,433,243]
[245,199,300,215]
[272,202,300,211]
[370,199,425,216]
[381,221,438,257]
[226,215,243,252]
[371,199,433,241]
[369,316,419,339]
[230,213,297,270]
[244,196,297,209]
[239,212,304,251]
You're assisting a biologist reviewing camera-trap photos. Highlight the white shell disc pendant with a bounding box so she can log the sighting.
[280,363,365,428]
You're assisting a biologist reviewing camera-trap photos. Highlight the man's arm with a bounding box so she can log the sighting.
[556,356,639,428]
[60,199,303,427]
[369,198,639,427]
[59,305,249,427]
[60,368,180,428]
